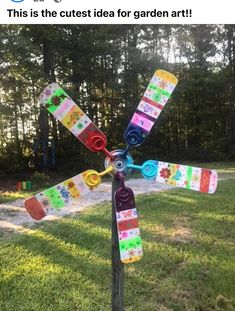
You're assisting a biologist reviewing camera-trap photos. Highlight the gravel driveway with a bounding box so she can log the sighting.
[0,179,173,231]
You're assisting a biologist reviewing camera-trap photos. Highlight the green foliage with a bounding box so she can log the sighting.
[0,25,235,174]
[0,191,26,204]
[0,179,234,310]
[31,171,50,188]
[0,188,45,204]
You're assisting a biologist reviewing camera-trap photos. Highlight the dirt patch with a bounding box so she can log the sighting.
[0,221,26,236]
[156,305,174,311]
[171,217,192,244]
[170,289,195,311]
[216,295,233,309]
[0,179,173,234]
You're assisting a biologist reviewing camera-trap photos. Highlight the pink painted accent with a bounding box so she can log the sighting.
[131,113,154,132]
[116,208,137,221]
[209,171,218,193]
[53,98,75,120]
[119,231,128,239]
[118,228,140,240]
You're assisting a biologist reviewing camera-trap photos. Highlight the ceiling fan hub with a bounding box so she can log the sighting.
[104,149,133,175]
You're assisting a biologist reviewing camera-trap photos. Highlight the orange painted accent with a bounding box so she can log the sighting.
[121,256,142,264]
[24,197,47,220]
[155,69,178,85]
[63,179,81,198]
[61,105,84,129]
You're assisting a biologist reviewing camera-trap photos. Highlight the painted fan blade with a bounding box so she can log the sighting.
[141,161,218,194]
[25,167,112,220]
[114,184,143,264]
[39,83,113,159]
[124,70,178,147]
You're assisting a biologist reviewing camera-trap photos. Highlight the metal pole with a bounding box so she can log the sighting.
[112,174,124,311]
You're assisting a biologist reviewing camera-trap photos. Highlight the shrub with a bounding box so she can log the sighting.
[31,171,50,188]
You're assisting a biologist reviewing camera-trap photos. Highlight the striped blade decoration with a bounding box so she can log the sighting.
[39,83,108,154]
[115,186,143,263]
[124,70,178,146]
[24,170,100,220]
[152,161,218,194]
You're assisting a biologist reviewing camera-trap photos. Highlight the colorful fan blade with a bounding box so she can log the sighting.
[128,161,218,194]
[155,161,218,193]
[25,167,113,220]
[114,182,143,264]
[124,70,178,147]
[39,83,113,159]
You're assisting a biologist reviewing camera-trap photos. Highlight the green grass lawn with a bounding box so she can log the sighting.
[0,178,234,311]
[0,190,41,204]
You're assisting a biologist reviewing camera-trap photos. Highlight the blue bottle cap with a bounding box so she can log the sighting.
[124,124,147,146]
[141,160,158,179]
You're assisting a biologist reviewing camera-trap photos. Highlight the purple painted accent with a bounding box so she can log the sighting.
[134,110,156,123]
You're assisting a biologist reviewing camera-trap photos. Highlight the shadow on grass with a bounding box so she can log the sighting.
[0,179,234,311]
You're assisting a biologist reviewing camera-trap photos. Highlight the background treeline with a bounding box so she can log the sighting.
[0,25,235,175]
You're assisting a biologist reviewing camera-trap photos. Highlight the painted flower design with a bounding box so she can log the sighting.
[145,88,154,98]
[168,179,176,186]
[160,168,171,179]
[122,210,132,218]
[120,232,128,239]
[128,250,136,257]
[51,95,62,106]
[77,123,84,129]
[160,95,168,104]
[60,187,70,199]
[153,91,161,102]
[70,112,80,122]
[192,174,200,183]
[67,182,75,189]
[159,80,167,89]
[47,93,67,108]
[170,164,177,171]
[41,198,50,207]
[72,192,80,198]
[45,89,52,96]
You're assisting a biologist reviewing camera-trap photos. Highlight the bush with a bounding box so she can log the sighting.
[31,171,50,188]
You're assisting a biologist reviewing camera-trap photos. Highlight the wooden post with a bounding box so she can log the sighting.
[112,175,124,311]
